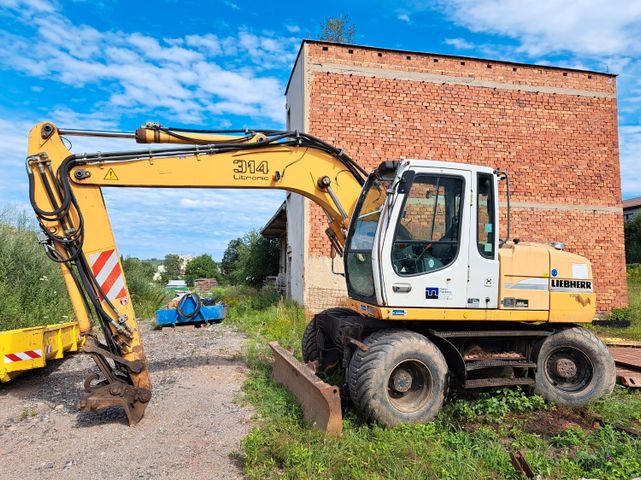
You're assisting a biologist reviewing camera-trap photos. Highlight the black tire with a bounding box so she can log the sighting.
[302,317,320,363]
[301,308,357,371]
[534,327,615,406]
[348,329,448,426]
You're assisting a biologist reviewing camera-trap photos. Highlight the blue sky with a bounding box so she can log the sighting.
[1,0,640,259]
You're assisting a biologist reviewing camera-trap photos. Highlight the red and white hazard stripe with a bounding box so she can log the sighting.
[89,249,127,301]
[3,349,42,363]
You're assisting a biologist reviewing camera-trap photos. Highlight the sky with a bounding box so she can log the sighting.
[0,0,640,259]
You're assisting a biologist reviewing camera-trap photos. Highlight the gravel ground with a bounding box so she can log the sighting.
[0,322,253,479]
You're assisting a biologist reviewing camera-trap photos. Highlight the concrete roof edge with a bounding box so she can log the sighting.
[287,39,617,81]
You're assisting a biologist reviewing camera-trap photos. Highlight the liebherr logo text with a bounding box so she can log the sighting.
[550,279,592,291]
[233,159,270,181]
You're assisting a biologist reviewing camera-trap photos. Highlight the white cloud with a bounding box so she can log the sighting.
[285,24,301,33]
[397,13,411,23]
[0,2,298,124]
[0,1,300,257]
[619,125,641,198]
[439,0,641,57]
[444,37,474,50]
[433,0,641,198]
[102,189,284,258]
[0,0,54,13]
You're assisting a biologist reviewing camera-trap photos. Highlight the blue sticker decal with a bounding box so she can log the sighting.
[551,268,558,277]
[391,309,406,316]
[360,304,367,311]
[425,287,439,300]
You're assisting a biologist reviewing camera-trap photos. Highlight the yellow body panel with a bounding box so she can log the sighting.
[500,276,550,310]
[548,247,596,322]
[0,322,80,383]
[349,241,595,324]
[348,299,549,321]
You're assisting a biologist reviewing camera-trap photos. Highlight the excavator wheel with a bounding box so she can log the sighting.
[301,308,354,373]
[348,329,448,427]
[534,327,615,406]
[302,317,320,363]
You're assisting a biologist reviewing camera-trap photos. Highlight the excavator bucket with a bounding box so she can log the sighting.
[269,342,342,436]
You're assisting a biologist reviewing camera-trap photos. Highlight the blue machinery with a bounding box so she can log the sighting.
[155,293,225,328]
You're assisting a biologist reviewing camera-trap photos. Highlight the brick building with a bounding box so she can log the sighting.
[273,40,626,315]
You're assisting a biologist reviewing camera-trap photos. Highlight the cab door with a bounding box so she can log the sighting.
[378,166,471,308]
[466,172,499,308]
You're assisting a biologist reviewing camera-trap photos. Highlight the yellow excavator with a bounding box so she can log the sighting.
[26,122,614,435]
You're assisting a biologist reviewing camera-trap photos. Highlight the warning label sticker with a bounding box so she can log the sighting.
[104,168,119,181]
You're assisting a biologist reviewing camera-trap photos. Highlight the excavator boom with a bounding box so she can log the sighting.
[26,121,366,429]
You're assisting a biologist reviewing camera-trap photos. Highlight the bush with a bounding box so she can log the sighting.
[625,213,641,264]
[211,285,279,311]
[0,210,73,330]
[445,387,547,423]
[121,257,169,319]
[627,263,641,282]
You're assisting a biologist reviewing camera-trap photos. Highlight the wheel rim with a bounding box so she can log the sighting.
[543,346,593,392]
[386,360,433,413]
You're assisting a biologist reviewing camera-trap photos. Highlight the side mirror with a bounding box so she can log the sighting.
[396,170,415,194]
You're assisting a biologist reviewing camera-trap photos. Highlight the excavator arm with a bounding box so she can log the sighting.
[26,121,366,426]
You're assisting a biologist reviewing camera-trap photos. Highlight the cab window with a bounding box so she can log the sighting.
[477,173,495,259]
[392,174,463,276]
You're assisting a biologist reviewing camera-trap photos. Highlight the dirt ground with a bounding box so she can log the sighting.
[0,322,253,480]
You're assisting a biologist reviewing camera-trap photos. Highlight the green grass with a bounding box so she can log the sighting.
[217,288,641,480]
[591,275,641,342]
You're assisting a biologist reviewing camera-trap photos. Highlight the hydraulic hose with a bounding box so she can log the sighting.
[176,293,202,320]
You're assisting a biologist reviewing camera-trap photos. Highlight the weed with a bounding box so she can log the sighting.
[589,386,641,427]
[552,426,587,447]
[445,387,547,424]
[18,407,38,421]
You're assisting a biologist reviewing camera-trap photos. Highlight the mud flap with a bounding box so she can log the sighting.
[269,341,342,436]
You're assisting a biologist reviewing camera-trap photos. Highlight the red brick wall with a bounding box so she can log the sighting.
[303,42,626,313]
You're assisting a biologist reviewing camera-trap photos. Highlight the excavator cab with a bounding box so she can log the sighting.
[345,160,499,310]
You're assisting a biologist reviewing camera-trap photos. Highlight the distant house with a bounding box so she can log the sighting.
[624,197,641,221]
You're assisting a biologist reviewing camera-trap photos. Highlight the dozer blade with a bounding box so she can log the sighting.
[269,341,342,436]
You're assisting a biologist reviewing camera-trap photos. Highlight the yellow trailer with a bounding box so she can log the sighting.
[0,322,81,383]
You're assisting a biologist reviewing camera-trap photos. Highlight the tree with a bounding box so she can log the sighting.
[319,15,356,43]
[625,212,641,264]
[220,231,279,287]
[220,238,244,277]
[184,254,221,286]
[160,253,182,283]
[121,256,167,318]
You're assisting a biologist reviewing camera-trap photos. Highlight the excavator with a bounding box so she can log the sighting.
[26,121,615,435]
